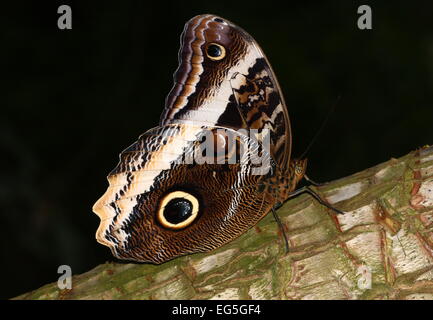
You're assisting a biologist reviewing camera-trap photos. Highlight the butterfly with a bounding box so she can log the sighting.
[92,14,342,264]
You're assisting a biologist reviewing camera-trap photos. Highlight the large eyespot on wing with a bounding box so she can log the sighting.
[205,43,226,61]
[93,123,278,264]
[157,191,199,230]
[92,123,205,253]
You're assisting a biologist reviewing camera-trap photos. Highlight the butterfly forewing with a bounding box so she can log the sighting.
[161,14,292,168]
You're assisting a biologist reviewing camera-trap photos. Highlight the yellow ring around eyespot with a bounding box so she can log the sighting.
[206,43,226,61]
[157,191,199,230]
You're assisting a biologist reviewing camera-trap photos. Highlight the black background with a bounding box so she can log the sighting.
[2,1,432,299]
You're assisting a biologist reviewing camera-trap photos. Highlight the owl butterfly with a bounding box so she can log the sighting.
[93,14,341,264]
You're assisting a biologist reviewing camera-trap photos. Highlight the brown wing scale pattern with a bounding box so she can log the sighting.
[93,14,300,263]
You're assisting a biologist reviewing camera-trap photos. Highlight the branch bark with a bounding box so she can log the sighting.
[15,146,433,300]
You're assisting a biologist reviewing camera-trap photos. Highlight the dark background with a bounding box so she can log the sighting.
[2,1,432,299]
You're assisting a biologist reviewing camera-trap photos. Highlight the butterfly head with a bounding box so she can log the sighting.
[290,158,308,186]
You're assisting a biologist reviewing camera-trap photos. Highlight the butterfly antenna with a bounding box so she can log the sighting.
[299,95,341,160]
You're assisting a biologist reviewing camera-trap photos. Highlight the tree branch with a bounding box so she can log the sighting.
[15,146,433,300]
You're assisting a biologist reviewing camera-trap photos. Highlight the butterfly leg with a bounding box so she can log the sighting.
[288,186,345,215]
[272,206,290,253]
[303,174,327,187]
